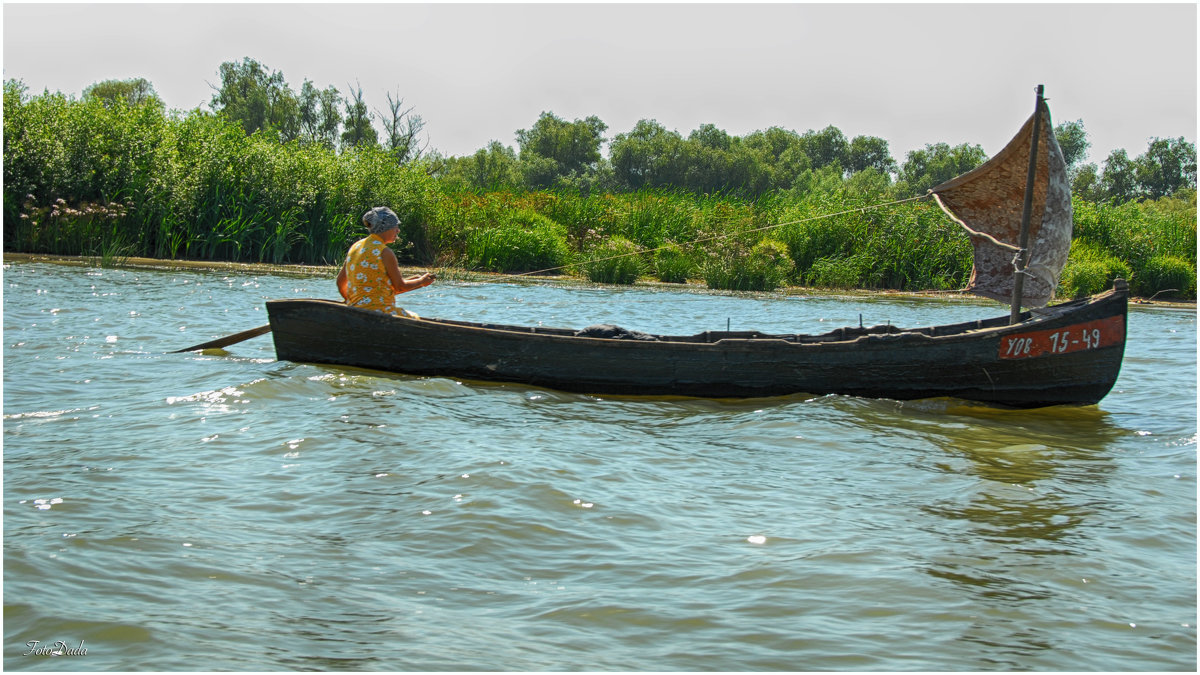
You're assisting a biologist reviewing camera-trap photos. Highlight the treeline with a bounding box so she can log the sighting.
[107,57,429,161]
[69,58,1196,204]
[3,64,1196,300]
[3,77,427,267]
[437,113,1198,205]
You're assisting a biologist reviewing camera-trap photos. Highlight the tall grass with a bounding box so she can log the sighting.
[1058,240,1134,299]
[3,81,437,266]
[1066,195,1197,298]
[651,242,697,283]
[774,196,973,291]
[702,238,794,292]
[5,81,1195,299]
[579,235,643,284]
[462,211,571,273]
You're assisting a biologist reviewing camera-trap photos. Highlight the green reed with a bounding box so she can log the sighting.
[461,209,572,274]
[1069,195,1197,298]
[4,81,1194,299]
[579,235,643,284]
[701,238,794,292]
[4,81,438,267]
[1059,239,1135,299]
[651,242,697,283]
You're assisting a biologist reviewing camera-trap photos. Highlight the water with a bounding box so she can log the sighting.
[3,260,1195,671]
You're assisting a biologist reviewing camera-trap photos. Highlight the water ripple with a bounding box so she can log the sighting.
[3,262,1195,671]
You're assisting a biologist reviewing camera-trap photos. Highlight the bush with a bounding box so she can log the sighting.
[610,190,700,249]
[580,235,642,284]
[1058,240,1134,299]
[859,207,972,290]
[703,238,794,291]
[652,242,695,283]
[5,78,1191,293]
[1131,254,1196,299]
[776,211,856,272]
[463,211,571,273]
[3,81,440,266]
[805,253,871,289]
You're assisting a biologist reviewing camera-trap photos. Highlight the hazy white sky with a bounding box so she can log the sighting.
[3,2,1197,166]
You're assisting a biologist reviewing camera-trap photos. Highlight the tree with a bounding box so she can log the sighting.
[682,124,735,194]
[743,127,811,190]
[378,88,425,164]
[1099,148,1137,203]
[798,125,848,170]
[515,111,608,187]
[340,82,378,149]
[843,167,893,197]
[896,142,988,196]
[1071,163,1103,202]
[298,80,342,150]
[689,123,732,151]
[1134,137,1197,199]
[1054,119,1090,175]
[469,141,522,190]
[83,78,158,107]
[436,141,523,191]
[773,143,814,190]
[721,140,774,196]
[743,127,801,161]
[609,119,686,190]
[209,57,300,141]
[846,135,896,176]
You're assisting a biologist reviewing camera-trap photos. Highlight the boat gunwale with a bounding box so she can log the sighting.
[266,285,1123,351]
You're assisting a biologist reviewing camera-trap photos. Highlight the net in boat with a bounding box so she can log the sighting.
[930,102,1072,308]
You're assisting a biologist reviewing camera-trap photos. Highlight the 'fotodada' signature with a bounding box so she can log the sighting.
[24,640,87,656]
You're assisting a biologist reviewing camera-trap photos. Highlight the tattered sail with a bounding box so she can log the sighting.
[930,102,1073,308]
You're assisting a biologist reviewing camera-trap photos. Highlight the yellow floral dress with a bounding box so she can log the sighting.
[343,234,418,318]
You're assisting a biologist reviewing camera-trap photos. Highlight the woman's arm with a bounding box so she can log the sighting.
[336,263,350,300]
[382,247,435,294]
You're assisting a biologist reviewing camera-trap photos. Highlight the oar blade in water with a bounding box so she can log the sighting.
[172,324,272,353]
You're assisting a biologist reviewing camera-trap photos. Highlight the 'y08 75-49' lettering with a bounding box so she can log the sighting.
[999,316,1124,360]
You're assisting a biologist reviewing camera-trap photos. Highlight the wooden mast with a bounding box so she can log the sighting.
[1010,84,1045,324]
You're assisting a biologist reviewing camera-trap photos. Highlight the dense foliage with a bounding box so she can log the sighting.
[4,69,1196,300]
[3,79,435,266]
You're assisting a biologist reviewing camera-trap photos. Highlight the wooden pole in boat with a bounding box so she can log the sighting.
[1010,84,1045,324]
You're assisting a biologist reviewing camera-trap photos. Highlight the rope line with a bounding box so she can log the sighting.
[486,193,933,281]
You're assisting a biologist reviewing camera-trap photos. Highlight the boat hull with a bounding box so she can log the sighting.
[266,285,1127,408]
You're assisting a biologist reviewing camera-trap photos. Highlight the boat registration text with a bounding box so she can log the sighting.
[1000,316,1125,360]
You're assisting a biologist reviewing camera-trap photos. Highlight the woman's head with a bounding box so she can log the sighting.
[363,206,400,235]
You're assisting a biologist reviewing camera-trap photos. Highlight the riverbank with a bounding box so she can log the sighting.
[0,251,977,300]
[4,252,1191,307]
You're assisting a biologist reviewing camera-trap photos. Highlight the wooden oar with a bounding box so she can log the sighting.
[172,324,272,353]
[174,270,436,354]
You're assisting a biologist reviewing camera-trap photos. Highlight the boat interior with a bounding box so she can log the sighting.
[422,298,1089,345]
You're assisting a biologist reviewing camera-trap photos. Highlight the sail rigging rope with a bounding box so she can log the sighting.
[483,192,934,281]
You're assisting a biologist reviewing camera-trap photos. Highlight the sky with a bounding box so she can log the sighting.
[2,2,1197,167]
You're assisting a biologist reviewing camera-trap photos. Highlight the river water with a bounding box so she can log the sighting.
[3,260,1195,671]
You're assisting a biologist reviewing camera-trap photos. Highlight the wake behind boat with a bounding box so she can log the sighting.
[204,86,1128,408]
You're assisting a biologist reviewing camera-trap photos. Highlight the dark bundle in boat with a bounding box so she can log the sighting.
[259,87,1128,408]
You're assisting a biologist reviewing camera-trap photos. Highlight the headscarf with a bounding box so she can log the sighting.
[363,206,400,235]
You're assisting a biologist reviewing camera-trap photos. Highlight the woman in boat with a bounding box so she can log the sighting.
[336,206,435,318]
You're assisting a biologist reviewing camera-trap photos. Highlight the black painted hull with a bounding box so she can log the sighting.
[266,285,1128,408]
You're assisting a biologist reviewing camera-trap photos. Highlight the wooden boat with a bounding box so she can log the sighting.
[262,87,1128,408]
[267,282,1126,408]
